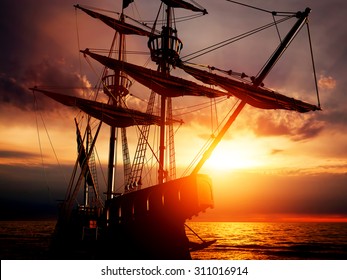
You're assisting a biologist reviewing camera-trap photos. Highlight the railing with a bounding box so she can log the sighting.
[148,34,183,65]
[102,74,132,97]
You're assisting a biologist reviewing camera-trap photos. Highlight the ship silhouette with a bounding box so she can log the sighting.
[31,0,320,259]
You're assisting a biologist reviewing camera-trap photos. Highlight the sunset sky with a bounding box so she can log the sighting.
[1,0,346,222]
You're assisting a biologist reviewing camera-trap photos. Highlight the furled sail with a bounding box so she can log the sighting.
[81,49,319,113]
[161,0,207,14]
[81,49,227,98]
[75,5,152,37]
[75,123,94,187]
[31,88,161,127]
[178,63,320,113]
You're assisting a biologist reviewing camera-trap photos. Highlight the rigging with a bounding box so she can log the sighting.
[181,15,294,62]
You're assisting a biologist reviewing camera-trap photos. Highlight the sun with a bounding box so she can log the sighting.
[202,139,264,171]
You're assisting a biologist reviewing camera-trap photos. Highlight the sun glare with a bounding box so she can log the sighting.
[203,141,264,171]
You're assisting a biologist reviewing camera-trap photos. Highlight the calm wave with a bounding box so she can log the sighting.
[1,221,346,259]
[187,222,347,260]
[0,220,55,259]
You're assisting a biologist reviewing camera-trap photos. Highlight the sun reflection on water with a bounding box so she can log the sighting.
[186,222,347,260]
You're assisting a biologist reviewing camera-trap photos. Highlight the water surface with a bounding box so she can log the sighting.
[187,222,347,260]
[1,221,346,260]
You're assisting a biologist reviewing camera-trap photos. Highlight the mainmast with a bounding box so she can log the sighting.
[159,5,172,184]
[147,0,207,183]
[148,3,183,184]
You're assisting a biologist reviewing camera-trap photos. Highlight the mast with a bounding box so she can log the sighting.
[156,4,170,184]
[150,3,183,184]
[84,124,90,206]
[106,12,127,199]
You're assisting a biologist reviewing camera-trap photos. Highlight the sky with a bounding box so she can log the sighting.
[0,0,346,221]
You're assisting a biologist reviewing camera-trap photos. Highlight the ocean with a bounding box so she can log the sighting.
[187,222,347,260]
[1,221,346,260]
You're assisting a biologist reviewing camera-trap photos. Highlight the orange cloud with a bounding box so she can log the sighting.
[318,75,336,90]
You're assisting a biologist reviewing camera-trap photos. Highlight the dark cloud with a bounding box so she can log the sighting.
[252,112,324,141]
[0,162,109,220]
[0,59,88,112]
[291,120,325,141]
[317,81,347,130]
[0,73,34,110]
[0,0,65,75]
[0,163,69,202]
[0,150,39,160]
[0,0,91,113]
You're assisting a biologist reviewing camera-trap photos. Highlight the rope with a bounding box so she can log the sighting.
[33,92,50,200]
[306,22,321,109]
[185,223,205,243]
[182,98,240,176]
[226,0,297,16]
[33,90,69,200]
[191,0,206,11]
[93,144,108,198]
[272,13,282,43]
[182,0,304,62]
[182,15,293,62]
[255,16,306,79]
[75,6,83,80]
[173,97,227,118]
[226,0,274,14]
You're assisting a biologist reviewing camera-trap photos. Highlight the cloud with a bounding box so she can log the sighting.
[253,114,290,137]
[251,111,324,141]
[318,75,337,90]
[319,110,347,128]
[0,150,40,160]
[0,73,34,110]
[290,120,324,141]
[0,58,92,113]
[0,163,68,219]
[0,0,93,114]
[270,149,283,155]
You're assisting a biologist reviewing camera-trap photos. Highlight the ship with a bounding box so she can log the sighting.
[30,0,320,259]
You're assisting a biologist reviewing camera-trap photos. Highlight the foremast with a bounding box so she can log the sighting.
[105,12,130,201]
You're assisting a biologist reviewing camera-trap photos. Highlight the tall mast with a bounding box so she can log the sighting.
[107,13,126,199]
[158,4,173,184]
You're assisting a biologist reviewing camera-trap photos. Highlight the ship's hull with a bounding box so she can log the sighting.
[49,174,213,259]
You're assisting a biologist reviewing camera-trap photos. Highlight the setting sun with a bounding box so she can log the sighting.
[203,136,265,171]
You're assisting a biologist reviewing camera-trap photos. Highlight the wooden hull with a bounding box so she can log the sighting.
[49,174,213,259]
